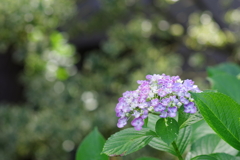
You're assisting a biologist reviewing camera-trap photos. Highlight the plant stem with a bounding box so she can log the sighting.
[172,141,184,160]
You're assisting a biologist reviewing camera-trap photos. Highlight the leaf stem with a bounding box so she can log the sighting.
[171,141,184,160]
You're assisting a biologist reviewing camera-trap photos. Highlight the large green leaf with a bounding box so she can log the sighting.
[178,106,203,129]
[191,153,240,160]
[191,92,240,150]
[208,74,240,104]
[155,118,179,145]
[189,134,238,158]
[76,128,108,160]
[102,128,156,156]
[207,62,240,77]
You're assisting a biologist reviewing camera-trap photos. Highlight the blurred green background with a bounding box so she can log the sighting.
[0,0,240,159]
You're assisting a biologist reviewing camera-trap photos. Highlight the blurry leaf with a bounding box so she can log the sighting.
[155,118,179,145]
[208,74,240,104]
[237,152,240,156]
[76,127,108,160]
[191,153,240,160]
[56,67,69,80]
[207,62,240,77]
[188,134,238,159]
[102,128,156,156]
[191,92,240,150]
[50,32,64,48]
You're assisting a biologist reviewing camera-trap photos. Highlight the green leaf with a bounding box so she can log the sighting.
[143,117,148,128]
[76,127,108,160]
[191,153,240,160]
[210,153,240,160]
[208,74,240,104]
[149,126,191,156]
[147,113,191,156]
[207,62,240,77]
[136,157,159,160]
[237,152,240,156]
[155,118,179,145]
[191,155,217,160]
[189,134,238,158]
[191,92,240,150]
[147,113,160,132]
[102,128,156,156]
[191,120,215,143]
[178,106,203,129]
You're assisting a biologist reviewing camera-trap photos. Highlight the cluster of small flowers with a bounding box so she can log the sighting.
[115,74,202,131]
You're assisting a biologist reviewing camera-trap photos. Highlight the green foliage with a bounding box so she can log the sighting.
[0,103,86,159]
[208,74,240,103]
[191,92,240,150]
[178,106,203,129]
[149,126,191,156]
[191,153,240,160]
[207,63,240,77]
[0,0,74,54]
[2,1,184,158]
[188,134,238,159]
[190,120,215,143]
[147,114,191,156]
[147,113,160,132]
[100,62,239,159]
[0,106,32,160]
[155,118,179,145]
[102,128,156,156]
[186,12,235,49]
[76,128,108,160]
[2,0,239,159]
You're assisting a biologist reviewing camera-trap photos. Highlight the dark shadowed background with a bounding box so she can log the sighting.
[0,0,240,159]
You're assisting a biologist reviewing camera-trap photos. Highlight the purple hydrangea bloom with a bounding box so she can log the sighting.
[184,102,197,114]
[117,117,128,128]
[115,74,201,130]
[161,98,171,106]
[168,107,178,117]
[180,96,189,105]
[131,117,144,131]
[160,111,168,118]
[158,89,167,97]
[154,104,165,112]
[146,75,152,80]
[151,98,159,107]
[141,109,149,119]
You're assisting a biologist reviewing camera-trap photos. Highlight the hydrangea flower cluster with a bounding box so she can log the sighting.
[115,74,202,131]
